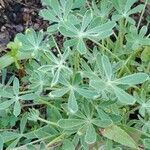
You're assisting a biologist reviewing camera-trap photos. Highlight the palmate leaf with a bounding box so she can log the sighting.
[0,76,38,116]
[49,73,98,114]
[126,25,150,49]
[39,48,72,86]
[16,29,47,58]
[88,55,149,105]
[59,10,116,54]
[112,0,144,24]
[40,0,76,34]
[92,0,113,20]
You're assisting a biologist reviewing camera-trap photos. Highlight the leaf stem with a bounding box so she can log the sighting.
[37,117,58,127]
[51,35,62,57]
[137,0,148,29]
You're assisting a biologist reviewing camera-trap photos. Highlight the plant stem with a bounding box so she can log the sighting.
[74,51,80,72]
[137,0,148,29]
[37,117,58,127]
[119,19,124,47]
[118,48,141,77]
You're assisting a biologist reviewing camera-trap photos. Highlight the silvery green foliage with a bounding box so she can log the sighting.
[0,0,150,149]
[112,0,144,24]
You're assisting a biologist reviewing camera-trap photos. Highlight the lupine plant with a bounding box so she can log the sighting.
[0,0,150,149]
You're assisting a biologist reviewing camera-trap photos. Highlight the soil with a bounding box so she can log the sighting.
[0,0,49,52]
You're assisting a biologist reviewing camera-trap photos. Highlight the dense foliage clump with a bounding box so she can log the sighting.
[0,0,150,149]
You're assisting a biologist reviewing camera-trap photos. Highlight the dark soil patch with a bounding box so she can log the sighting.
[0,0,49,52]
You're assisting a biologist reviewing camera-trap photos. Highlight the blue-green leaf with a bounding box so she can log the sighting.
[58,119,85,129]
[85,124,96,144]
[77,39,87,54]
[0,100,14,110]
[68,90,78,113]
[101,55,112,80]
[102,125,138,149]
[13,101,21,117]
[113,86,136,105]
[114,73,149,86]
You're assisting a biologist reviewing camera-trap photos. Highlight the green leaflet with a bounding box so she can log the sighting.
[1,131,21,143]
[13,77,20,95]
[50,87,69,98]
[17,29,46,54]
[90,79,106,92]
[20,93,38,100]
[113,86,136,105]
[114,73,149,86]
[0,90,14,98]
[20,114,28,134]
[92,119,113,127]
[101,55,112,80]
[62,139,75,150]
[13,101,21,117]
[143,139,150,149]
[58,119,85,129]
[7,138,21,149]
[85,124,96,144]
[81,10,93,32]
[68,90,78,113]
[40,8,59,22]
[102,125,138,149]
[51,68,61,87]
[77,39,87,54]
[0,100,14,110]
[75,87,98,99]
[63,0,73,19]
[50,0,60,17]
[0,135,3,150]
